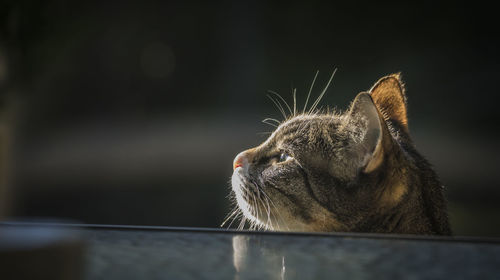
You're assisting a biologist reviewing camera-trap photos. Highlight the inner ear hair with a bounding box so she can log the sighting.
[363,135,383,173]
[348,92,387,173]
[369,73,409,132]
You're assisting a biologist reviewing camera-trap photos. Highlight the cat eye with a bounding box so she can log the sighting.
[278,152,292,163]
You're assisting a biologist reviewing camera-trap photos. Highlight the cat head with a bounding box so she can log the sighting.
[229,74,412,232]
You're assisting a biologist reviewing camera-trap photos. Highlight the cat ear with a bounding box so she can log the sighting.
[369,73,408,132]
[347,92,386,173]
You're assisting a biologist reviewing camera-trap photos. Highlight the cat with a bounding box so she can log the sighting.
[226,73,451,235]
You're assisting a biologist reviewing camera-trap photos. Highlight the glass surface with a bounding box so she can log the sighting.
[72,225,500,279]
[2,223,499,279]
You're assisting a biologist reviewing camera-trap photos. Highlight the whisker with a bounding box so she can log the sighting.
[261,183,290,231]
[251,177,288,231]
[268,90,293,117]
[292,88,297,116]
[303,70,319,113]
[254,186,274,230]
[227,211,242,229]
[309,68,337,114]
[262,117,281,125]
[266,94,287,119]
[257,131,273,136]
[254,188,270,230]
[250,191,259,229]
[262,118,279,128]
[259,192,273,230]
[262,121,277,128]
[238,216,247,230]
[221,207,239,227]
[248,179,271,230]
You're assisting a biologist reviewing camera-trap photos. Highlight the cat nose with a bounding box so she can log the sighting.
[233,151,247,170]
[233,149,254,170]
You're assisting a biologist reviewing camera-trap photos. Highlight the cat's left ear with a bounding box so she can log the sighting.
[369,73,409,132]
[347,92,389,173]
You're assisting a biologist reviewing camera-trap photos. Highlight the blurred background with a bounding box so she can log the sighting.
[0,0,498,236]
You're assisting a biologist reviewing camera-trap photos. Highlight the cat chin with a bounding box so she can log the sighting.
[231,170,280,230]
[231,171,258,223]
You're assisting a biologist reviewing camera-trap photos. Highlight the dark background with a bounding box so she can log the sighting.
[0,0,499,236]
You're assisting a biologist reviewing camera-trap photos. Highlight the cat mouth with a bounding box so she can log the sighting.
[232,171,258,204]
[231,171,257,221]
[231,170,275,228]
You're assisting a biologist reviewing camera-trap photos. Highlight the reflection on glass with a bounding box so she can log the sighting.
[232,235,287,280]
[231,233,381,279]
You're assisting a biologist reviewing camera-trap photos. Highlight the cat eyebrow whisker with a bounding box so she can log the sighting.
[308,68,337,114]
[266,94,287,119]
[263,117,281,124]
[292,88,297,116]
[303,70,319,113]
[268,90,293,117]
[261,121,277,128]
[262,118,280,128]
